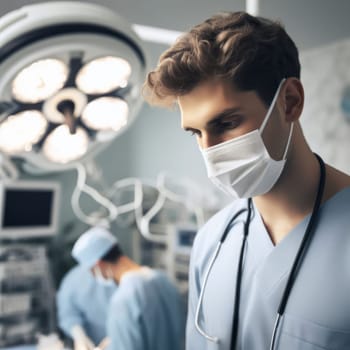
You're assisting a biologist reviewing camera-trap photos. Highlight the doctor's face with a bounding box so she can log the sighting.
[178,79,288,160]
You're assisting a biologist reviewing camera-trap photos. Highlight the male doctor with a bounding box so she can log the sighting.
[57,255,117,350]
[144,11,350,350]
[72,226,184,350]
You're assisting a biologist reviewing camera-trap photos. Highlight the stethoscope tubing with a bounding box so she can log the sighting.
[194,241,221,343]
[230,200,252,349]
[194,208,248,343]
[194,154,326,350]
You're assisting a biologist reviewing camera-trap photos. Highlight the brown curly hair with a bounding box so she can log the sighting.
[143,11,300,107]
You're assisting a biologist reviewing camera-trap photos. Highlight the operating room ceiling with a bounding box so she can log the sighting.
[0,0,350,51]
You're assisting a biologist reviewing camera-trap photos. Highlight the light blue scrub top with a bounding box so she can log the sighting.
[186,187,350,350]
[56,265,117,344]
[106,269,184,350]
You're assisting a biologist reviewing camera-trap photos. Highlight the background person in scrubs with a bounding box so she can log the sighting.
[72,226,184,350]
[56,259,117,350]
[144,11,350,350]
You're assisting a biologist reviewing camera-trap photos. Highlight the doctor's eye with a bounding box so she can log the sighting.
[212,117,242,134]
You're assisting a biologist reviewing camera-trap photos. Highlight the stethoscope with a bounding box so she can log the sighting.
[195,154,326,350]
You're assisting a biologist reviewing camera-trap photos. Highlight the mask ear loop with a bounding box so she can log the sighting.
[259,79,287,133]
[259,78,294,161]
[281,122,294,160]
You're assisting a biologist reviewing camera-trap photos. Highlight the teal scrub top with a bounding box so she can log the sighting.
[56,265,117,344]
[186,187,350,350]
[106,269,184,350]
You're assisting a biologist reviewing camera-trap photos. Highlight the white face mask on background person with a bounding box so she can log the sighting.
[201,79,294,199]
[93,266,115,286]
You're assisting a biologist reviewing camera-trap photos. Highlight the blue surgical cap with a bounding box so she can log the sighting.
[72,226,118,269]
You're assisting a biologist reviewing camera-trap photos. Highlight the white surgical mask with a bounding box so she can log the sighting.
[93,266,115,286]
[201,79,293,199]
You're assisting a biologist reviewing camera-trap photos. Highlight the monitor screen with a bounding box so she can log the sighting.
[0,180,60,239]
[177,228,196,247]
[174,226,197,254]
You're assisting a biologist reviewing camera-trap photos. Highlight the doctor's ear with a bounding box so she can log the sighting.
[282,78,304,122]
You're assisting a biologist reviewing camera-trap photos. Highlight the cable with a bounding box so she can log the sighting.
[71,163,118,225]
[107,177,144,228]
[70,166,206,241]
[134,182,168,243]
[108,177,144,214]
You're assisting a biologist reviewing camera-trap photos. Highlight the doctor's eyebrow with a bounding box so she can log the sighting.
[182,107,243,132]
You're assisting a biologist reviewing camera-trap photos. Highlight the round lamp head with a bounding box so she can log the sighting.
[0,1,148,170]
[12,58,69,103]
[76,56,132,95]
[0,110,48,154]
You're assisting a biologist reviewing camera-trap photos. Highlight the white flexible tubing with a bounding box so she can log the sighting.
[134,183,167,243]
[71,163,118,225]
[109,177,144,214]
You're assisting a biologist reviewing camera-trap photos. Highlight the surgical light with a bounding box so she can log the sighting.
[76,56,131,94]
[0,1,147,170]
[82,97,128,131]
[0,111,48,154]
[12,59,68,103]
[42,125,89,164]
